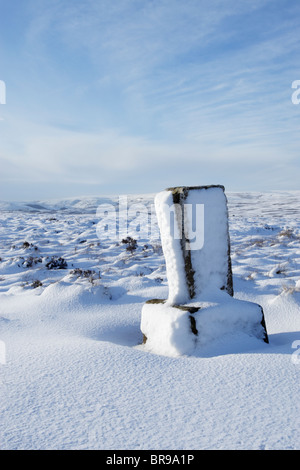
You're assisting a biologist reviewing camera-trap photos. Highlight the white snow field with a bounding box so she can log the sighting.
[0,190,300,450]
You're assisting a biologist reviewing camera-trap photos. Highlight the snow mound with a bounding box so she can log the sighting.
[40,278,126,308]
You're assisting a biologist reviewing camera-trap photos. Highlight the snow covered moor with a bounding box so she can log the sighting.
[0,190,300,449]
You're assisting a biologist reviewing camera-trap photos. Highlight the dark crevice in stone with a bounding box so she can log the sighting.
[173,305,200,313]
[259,306,269,343]
[171,188,196,299]
[189,315,198,336]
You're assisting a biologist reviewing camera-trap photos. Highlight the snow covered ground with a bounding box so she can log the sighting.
[0,190,300,450]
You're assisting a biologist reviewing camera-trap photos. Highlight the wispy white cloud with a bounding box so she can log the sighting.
[1,0,300,199]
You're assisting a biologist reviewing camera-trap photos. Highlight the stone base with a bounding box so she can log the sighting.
[141,295,268,356]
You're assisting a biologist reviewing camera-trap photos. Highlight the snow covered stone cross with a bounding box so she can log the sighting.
[141,185,268,356]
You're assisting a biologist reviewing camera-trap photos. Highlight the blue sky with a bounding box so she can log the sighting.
[0,0,300,201]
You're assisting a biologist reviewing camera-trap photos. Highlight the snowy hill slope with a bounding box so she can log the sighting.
[0,191,300,449]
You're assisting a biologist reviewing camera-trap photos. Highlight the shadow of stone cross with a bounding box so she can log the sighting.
[141,185,268,356]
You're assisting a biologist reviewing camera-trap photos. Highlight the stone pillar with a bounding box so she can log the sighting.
[141,186,268,356]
